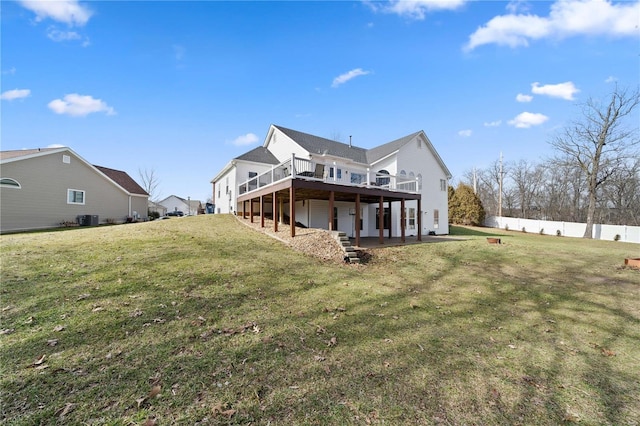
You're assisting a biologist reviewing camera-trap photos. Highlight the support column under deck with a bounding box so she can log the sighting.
[355,194,361,248]
[378,196,384,244]
[273,192,278,232]
[417,198,422,241]
[401,198,406,243]
[329,191,335,231]
[290,185,296,238]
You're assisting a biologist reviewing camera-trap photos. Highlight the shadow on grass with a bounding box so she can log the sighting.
[450,225,508,237]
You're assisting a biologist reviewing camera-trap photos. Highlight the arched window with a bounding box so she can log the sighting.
[376,169,390,186]
[0,178,21,189]
[399,170,406,177]
[417,173,423,190]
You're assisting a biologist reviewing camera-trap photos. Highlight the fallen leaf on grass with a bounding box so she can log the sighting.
[47,339,58,346]
[143,418,157,426]
[54,402,75,418]
[2,305,15,312]
[24,316,34,324]
[601,348,616,357]
[0,328,15,335]
[508,344,517,349]
[32,354,46,366]
[136,385,161,408]
[212,403,236,418]
[314,355,326,362]
[129,309,143,317]
[92,306,104,312]
[53,325,65,332]
[327,337,337,347]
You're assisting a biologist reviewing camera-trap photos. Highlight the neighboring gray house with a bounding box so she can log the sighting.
[0,147,149,233]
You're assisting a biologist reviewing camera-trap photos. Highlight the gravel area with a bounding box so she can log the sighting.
[236,216,361,265]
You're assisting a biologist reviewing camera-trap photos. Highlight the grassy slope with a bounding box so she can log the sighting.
[1,216,639,425]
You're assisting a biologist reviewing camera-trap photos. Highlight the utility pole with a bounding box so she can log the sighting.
[473,167,477,194]
[498,152,503,217]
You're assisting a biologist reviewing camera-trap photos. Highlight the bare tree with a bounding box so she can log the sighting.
[550,86,640,238]
[138,168,162,202]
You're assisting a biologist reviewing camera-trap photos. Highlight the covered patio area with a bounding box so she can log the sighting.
[237,177,422,246]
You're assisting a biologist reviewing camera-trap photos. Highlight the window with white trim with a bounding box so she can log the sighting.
[408,208,416,229]
[440,179,447,191]
[417,173,423,190]
[67,189,85,205]
[434,209,440,229]
[0,178,21,188]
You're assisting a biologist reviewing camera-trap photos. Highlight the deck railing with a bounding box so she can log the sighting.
[238,154,419,196]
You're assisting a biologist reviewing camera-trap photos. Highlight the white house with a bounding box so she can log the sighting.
[158,195,202,216]
[211,125,451,244]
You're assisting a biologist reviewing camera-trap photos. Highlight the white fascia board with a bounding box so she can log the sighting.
[211,160,237,183]
[369,150,399,167]
[3,147,135,196]
[0,147,69,164]
[419,132,452,179]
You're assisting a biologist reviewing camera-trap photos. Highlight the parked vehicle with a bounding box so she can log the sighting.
[167,211,184,217]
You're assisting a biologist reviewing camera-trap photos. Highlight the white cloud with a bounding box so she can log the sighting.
[46,27,90,46]
[18,0,92,26]
[3,67,17,75]
[367,0,467,20]
[1,89,31,101]
[458,129,472,137]
[516,93,533,102]
[605,75,618,83]
[531,81,579,100]
[465,0,640,51]
[231,133,259,146]
[484,120,502,127]
[508,112,549,128]
[506,0,532,14]
[48,94,115,117]
[331,68,371,88]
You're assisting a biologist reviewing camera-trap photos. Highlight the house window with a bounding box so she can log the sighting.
[408,208,416,229]
[329,168,342,179]
[417,174,423,190]
[350,173,365,184]
[0,178,21,188]
[63,155,70,164]
[376,170,390,186]
[434,209,440,229]
[375,207,390,229]
[67,189,85,205]
[440,179,447,191]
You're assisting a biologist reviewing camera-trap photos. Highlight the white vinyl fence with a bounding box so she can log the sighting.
[484,216,640,244]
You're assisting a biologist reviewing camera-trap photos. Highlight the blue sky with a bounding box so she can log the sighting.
[2,0,638,203]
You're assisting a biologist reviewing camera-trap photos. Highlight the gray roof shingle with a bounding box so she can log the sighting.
[366,131,422,164]
[275,125,369,164]
[235,146,280,164]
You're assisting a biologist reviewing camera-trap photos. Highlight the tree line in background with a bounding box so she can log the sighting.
[450,86,640,235]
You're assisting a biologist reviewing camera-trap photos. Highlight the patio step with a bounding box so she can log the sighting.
[332,231,360,264]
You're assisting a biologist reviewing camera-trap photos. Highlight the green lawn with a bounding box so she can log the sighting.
[1,215,639,425]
